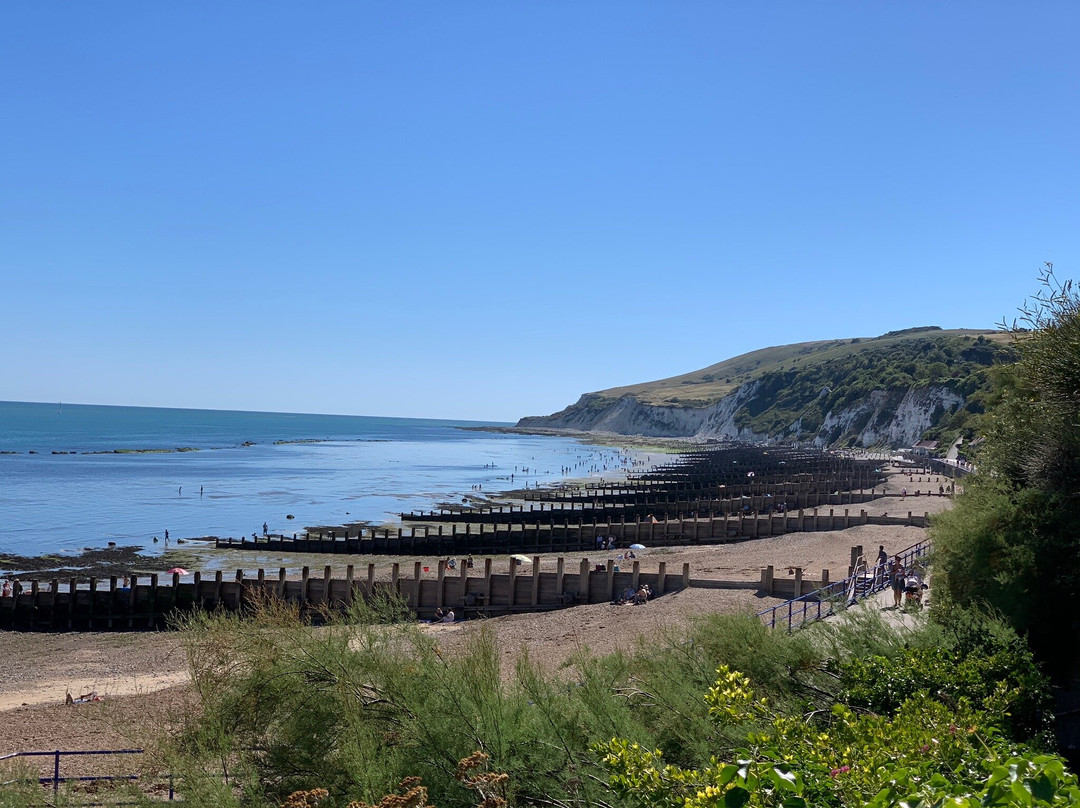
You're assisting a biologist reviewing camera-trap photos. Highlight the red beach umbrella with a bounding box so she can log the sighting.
[166,567,189,575]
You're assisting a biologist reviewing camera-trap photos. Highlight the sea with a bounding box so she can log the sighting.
[0,401,629,558]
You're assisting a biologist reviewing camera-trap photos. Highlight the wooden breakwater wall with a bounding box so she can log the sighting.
[511,476,888,510]
[758,566,829,600]
[401,488,908,524]
[0,557,693,632]
[223,509,932,556]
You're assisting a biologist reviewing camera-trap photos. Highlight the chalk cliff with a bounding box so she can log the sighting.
[517,328,1013,449]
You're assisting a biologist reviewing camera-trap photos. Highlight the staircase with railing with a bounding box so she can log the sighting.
[756,538,930,633]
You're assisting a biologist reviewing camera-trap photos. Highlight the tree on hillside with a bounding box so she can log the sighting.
[932,264,1080,677]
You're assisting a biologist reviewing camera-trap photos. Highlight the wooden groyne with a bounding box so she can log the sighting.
[0,557,693,632]
[402,487,892,524]
[220,508,932,556]
[214,446,943,557]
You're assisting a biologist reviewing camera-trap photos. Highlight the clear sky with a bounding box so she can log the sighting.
[2,3,1077,422]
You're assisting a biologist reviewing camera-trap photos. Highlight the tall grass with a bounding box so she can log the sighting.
[153,593,1049,808]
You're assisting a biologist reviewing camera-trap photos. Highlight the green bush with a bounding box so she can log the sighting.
[159,588,1064,807]
[597,663,1071,808]
[836,644,1053,745]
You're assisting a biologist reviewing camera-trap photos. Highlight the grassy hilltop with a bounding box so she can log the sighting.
[520,327,1018,449]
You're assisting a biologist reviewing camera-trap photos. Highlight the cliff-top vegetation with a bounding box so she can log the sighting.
[524,328,1017,450]
[591,328,1011,408]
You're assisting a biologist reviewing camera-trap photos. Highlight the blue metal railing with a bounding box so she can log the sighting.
[0,747,175,802]
[756,539,930,633]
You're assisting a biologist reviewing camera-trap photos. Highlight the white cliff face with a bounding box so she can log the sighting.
[812,390,893,448]
[518,382,964,448]
[697,380,770,442]
[519,394,712,437]
[862,386,964,446]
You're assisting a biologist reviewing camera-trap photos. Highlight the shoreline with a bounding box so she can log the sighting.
[463,424,700,452]
[0,464,947,759]
[0,442,668,581]
[0,457,956,585]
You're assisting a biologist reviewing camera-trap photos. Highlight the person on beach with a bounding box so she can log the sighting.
[876,545,888,584]
[890,557,906,607]
[263,522,269,537]
[1,580,10,598]
[164,529,169,541]
[434,607,454,623]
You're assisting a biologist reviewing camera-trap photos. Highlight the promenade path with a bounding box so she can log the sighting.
[861,575,928,631]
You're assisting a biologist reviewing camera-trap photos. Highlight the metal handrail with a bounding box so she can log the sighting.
[756,539,931,632]
[0,747,175,801]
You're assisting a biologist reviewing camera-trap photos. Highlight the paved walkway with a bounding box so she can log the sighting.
[860,577,928,630]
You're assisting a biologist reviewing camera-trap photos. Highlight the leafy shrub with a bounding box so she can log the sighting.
[836,644,1053,745]
[597,665,1073,808]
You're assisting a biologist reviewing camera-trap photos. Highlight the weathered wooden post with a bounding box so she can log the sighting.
[483,558,494,607]
[235,569,245,610]
[67,577,77,630]
[149,574,158,628]
[531,556,541,605]
[436,560,446,608]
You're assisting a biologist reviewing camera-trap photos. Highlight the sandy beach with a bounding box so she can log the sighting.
[0,465,950,763]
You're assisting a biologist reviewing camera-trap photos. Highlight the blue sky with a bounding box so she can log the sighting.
[2,2,1077,421]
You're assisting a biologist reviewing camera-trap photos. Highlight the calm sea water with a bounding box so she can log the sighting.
[0,401,624,557]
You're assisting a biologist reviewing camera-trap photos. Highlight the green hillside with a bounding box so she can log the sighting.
[597,327,1011,408]
[522,327,1020,449]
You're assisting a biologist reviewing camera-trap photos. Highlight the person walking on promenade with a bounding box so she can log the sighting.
[890,556,906,608]
[876,545,888,586]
